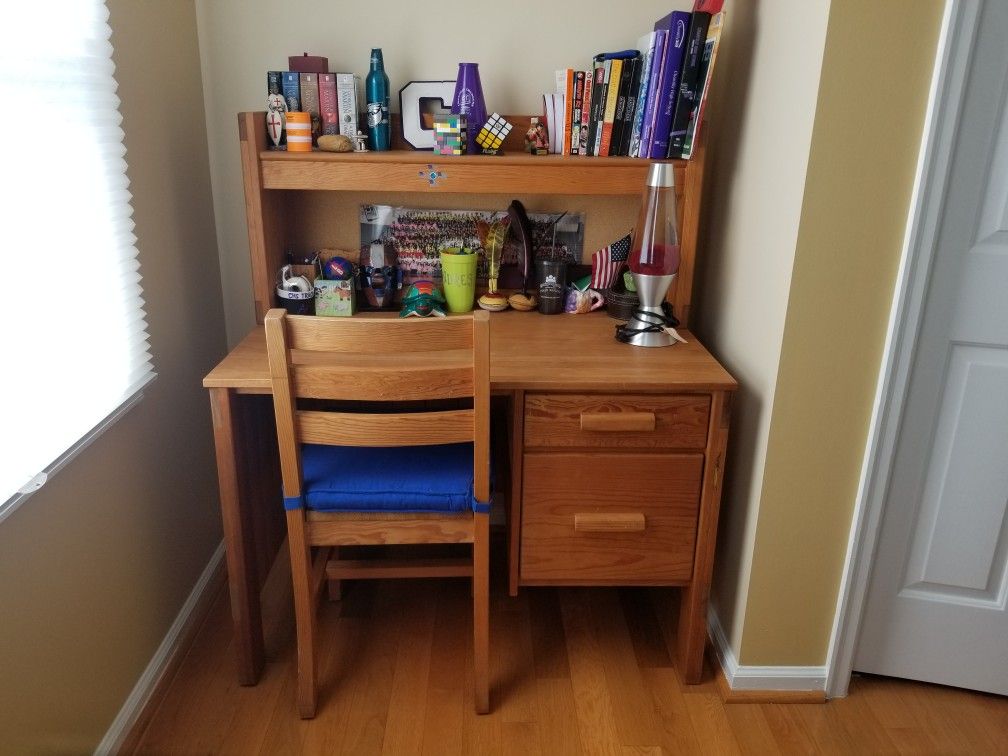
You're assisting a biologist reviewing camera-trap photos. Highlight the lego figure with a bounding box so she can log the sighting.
[525,117,548,155]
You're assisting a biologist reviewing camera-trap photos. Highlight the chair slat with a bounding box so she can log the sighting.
[285,314,473,353]
[291,364,473,401]
[325,557,473,579]
[308,516,475,545]
[297,409,475,446]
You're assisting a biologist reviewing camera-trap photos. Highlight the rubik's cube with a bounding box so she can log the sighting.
[434,115,467,156]
[475,113,512,155]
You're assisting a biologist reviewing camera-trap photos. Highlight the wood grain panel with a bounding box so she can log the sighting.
[291,362,472,401]
[525,394,710,449]
[520,452,703,583]
[284,312,473,352]
[307,516,474,545]
[297,408,474,446]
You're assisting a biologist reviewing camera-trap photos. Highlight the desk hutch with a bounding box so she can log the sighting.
[203,112,736,688]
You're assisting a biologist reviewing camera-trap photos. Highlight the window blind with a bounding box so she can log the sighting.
[0,1,155,512]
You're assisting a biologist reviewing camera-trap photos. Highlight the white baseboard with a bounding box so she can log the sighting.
[95,541,225,755]
[708,606,828,693]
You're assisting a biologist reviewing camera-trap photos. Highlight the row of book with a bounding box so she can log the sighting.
[542,3,724,160]
[267,70,361,141]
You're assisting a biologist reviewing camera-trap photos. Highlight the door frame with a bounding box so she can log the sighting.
[824,0,981,699]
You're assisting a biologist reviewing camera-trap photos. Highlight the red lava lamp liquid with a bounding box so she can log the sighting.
[628,171,681,276]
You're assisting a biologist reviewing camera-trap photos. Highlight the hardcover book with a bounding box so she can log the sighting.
[638,29,667,157]
[336,73,359,138]
[598,57,622,156]
[648,10,692,158]
[680,11,725,159]
[667,12,712,158]
[282,71,301,112]
[618,56,643,157]
[319,73,340,136]
[299,73,321,140]
[628,32,657,158]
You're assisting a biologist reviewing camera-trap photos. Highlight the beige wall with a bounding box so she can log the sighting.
[0,1,225,751]
[694,0,831,652]
[194,0,709,345]
[736,0,944,665]
[191,0,944,673]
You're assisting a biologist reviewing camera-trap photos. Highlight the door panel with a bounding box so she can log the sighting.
[854,0,1008,695]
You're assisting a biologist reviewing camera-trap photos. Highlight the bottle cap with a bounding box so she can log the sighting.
[645,162,676,188]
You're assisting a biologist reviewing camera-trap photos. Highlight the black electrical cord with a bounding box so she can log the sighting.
[615,302,680,344]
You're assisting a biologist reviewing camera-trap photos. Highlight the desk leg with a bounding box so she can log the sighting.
[507,390,524,597]
[210,387,265,685]
[678,391,731,683]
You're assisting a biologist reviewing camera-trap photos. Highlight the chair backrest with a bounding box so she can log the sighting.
[264,309,490,507]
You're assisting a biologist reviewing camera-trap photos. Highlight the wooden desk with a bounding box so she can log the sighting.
[204,311,736,686]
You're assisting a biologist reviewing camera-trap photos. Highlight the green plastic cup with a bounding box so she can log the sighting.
[440,250,477,313]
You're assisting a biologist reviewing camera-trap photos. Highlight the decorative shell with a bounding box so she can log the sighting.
[507,293,538,311]
[318,134,354,152]
[478,293,509,312]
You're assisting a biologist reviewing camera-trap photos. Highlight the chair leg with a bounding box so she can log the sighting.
[473,512,490,714]
[286,509,318,719]
[328,547,342,601]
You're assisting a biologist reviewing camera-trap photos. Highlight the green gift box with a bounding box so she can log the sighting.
[314,279,356,317]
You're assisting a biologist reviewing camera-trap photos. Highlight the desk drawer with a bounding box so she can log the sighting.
[524,393,710,450]
[520,452,702,583]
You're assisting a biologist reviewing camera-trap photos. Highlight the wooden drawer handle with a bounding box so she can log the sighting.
[574,513,646,532]
[580,412,656,432]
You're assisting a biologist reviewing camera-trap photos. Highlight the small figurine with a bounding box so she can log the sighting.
[475,113,513,155]
[266,93,287,149]
[352,130,370,152]
[399,280,447,317]
[525,117,548,155]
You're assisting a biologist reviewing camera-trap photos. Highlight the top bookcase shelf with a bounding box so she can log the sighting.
[237,112,707,325]
[242,112,702,196]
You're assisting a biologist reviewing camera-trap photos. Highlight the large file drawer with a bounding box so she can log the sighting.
[519,451,703,584]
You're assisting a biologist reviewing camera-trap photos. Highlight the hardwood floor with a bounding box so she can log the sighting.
[132,546,1008,755]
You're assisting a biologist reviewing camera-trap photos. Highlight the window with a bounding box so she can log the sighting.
[0,1,154,517]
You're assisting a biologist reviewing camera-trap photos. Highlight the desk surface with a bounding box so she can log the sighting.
[204,310,737,394]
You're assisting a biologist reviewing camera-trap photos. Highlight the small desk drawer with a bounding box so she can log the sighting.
[524,393,710,450]
[520,452,702,583]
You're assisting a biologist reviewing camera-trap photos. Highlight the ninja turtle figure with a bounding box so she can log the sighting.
[399,280,447,318]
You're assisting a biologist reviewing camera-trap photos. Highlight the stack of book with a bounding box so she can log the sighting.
[541,1,724,160]
[267,62,362,147]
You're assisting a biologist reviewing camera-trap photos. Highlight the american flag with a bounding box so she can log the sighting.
[590,233,632,290]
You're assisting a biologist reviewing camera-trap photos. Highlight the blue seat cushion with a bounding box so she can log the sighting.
[297,442,480,513]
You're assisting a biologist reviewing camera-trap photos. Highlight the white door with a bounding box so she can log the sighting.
[853,0,1008,696]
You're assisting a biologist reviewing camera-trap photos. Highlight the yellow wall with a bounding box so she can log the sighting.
[0,1,225,751]
[737,0,945,665]
[693,0,831,653]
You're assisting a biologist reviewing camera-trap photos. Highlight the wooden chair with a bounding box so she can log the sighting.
[264,308,491,718]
